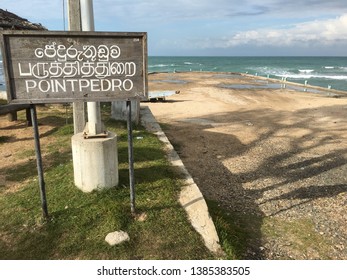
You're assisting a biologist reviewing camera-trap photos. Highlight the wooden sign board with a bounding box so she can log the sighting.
[0,31,148,104]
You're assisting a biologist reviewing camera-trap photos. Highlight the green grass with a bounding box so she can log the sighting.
[0,106,213,260]
[15,149,36,159]
[208,200,334,259]
[207,200,262,259]
[0,135,12,144]
[261,217,333,259]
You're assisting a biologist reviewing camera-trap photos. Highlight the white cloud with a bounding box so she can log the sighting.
[102,0,347,22]
[224,14,347,48]
[2,0,347,27]
[2,0,347,54]
[98,0,347,20]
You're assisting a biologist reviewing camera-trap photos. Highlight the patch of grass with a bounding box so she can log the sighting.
[261,217,333,259]
[16,149,36,159]
[53,123,74,136]
[0,107,213,260]
[0,135,12,144]
[5,163,37,183]
[207,200,263,259]
[157,122,171,131]
[6,149,37,183]
[208,200,334,260]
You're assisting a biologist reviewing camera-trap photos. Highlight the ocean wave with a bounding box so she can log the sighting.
[184,62,194,65]
[275,73,347,80]
[298,69,314,73]
[148,64,170,68]
[149,63,180,68]
[324,66,335,69]
[275,73,315,79]
[320,75,347,80]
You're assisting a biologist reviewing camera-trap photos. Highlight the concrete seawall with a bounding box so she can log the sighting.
[140,105,224,256]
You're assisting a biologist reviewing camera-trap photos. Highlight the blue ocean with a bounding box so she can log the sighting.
[149,56,347,92]
[1,55,347,92]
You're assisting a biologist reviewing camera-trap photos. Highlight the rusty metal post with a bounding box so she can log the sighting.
[127,100,135,214]
[26,108,32,126]
[30,105,48,220]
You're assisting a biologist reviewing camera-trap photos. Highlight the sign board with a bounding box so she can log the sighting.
[0,31,147,104]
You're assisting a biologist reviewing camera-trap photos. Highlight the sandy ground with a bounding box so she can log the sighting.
[145,72,347,259]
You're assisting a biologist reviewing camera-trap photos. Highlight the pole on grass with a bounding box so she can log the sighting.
[30,105,49,220]
[127,100,136,214]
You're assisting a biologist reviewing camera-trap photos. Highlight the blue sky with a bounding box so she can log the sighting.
[1,0,347,56]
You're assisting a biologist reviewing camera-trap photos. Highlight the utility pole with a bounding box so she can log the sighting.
[68,0,85,134]
[71,0,119,192]
[80,0,104,136]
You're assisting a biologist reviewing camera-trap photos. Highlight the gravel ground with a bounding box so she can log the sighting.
[146,72,347,259]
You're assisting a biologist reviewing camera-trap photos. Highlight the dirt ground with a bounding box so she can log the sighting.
[0,106,63,193]
[145,72,347,259]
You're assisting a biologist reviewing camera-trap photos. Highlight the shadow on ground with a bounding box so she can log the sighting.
[162,104,347,259]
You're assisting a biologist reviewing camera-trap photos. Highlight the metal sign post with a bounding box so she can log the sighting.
[30,104,49,220]
[126,100,136,214]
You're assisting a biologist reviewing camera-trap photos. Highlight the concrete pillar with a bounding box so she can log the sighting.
[69,0,119,193]
[7,112,17,122]
[111,100,140,124]
[71,132,118,192]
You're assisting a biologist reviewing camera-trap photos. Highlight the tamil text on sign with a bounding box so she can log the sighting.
[0,31,147,104]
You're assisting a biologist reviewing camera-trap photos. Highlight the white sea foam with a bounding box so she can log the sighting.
[149,64,169,68]
[276,73,315,79]
[184,62,193,65]
[276,73,347,80]
[324,66,334,69]
[299,69,314,73]
[323,75,347,80]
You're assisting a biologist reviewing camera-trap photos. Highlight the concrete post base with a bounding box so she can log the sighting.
[71,132,118,192]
